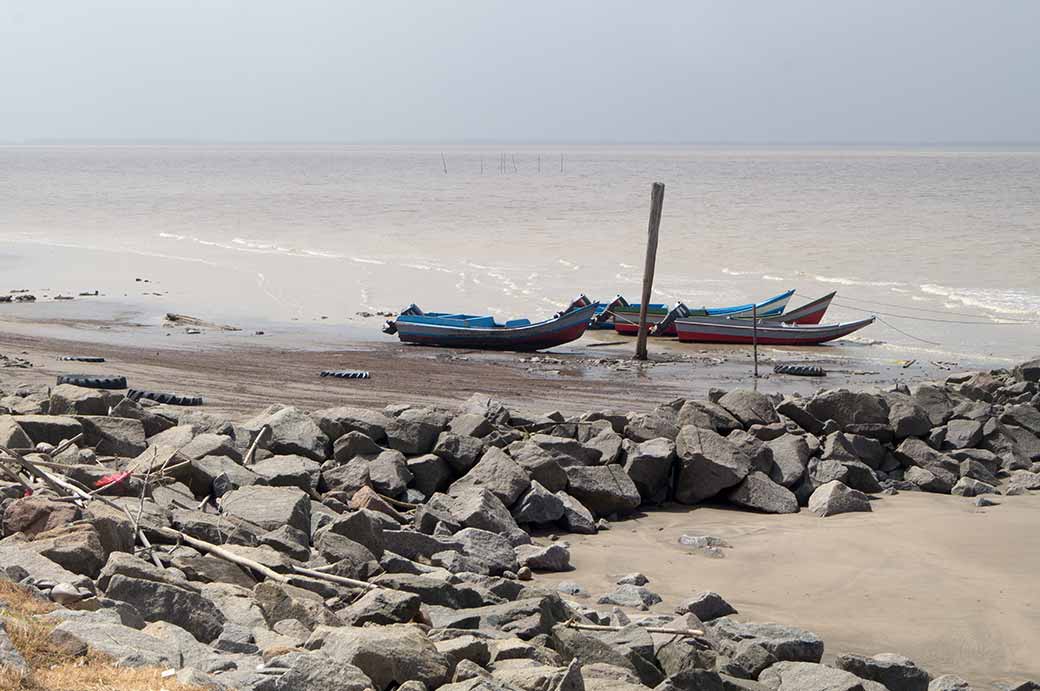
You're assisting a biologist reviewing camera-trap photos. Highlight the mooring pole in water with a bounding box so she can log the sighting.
[441,152,448,174]
[753,303,759,378]
[635,182,665,361]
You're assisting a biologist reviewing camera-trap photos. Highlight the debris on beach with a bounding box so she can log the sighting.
[0,353,32,368]
[0,358,1037,687]
[163,312,242,332]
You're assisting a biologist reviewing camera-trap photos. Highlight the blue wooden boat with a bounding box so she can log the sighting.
[596,289,795,336]
[384,296,599,351]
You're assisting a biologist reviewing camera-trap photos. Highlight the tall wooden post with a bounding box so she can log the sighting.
[635,182,666,361]
[752,303,759,378]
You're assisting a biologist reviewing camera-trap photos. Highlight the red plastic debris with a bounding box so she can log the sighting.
[94,471,131,489]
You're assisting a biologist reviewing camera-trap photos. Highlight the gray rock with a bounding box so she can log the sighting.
[49,617,179,668]
[180,432,243,461]
[0,619,27,675]
[625,412,680,443]
[928,675,973,691]
[884,393,933,439]
[834,652,931,691]
[247,405,330,461]
[513,481,566,524]
[434,432,486,475]
[904,466,954,494]
[0,415,33,448]
[408,453,453,497]
[719,641,776,681]
[943,419,984,450]
[508,441,570,493]
[1001,404,1040,436]
[766,435,810,487]
[727,471,799,514]
[557,491,597,534]
[0,542,93,591]
[675,427,753,504]
[597,584,662,609]
[676,591,737,621]
[320,508,385,557]
[213,622,259,654]
[515,542,571,571]
[718,390,779,427]
[48,384,120,416]
[710,619,823,663]
[759,661,884,691]
[451,413,494,438]
[617,573,648,586]
[340,587,422,626]
[104,574,226,642]
[368,449,414,496]
[775,398,824,435]
[447,487,529,544]
[527,434,602,466]
[550,625,649,685]
[950,477,997,497]
[450,447,532,507]
[677,400,743,434]
[564,465,641,518]
[75,415,147,457]
[806,389,889,430]
[623,437,676,501]
[333,430,383,462]
[910,384,957,427]
[12,414,83,446]
[808,481,871,517]
[436,634,492,674]
[187,454,263,495]
[386,408,447,455]
[251,454,321,491]
[3,495,83,539]
[222,485,311,534]
[454,527,520,575]
[306,623,451,691]
[313,405,393,443]
[255,651,374,691]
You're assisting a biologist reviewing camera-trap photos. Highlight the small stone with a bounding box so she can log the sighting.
[616,573,648,586]
[517,566,533,581]
[48,582,86,605]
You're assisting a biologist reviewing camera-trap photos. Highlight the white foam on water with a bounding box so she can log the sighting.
[558,259,580,270]
[350,256,384,265]
[721,267,755,276]
[762,275,784,281]
[813,274,907,288]
[920,283,1040,316]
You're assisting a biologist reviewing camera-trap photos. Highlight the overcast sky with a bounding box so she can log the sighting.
[2,1,1038,143]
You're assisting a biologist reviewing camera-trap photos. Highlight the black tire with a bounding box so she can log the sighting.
[319,370,371,379]
[58,356,106,363]
[773,364,826,377]
[56,374,127,389]
[127,389,204,406]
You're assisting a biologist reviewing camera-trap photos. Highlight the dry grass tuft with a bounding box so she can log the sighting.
[0,580,205,691]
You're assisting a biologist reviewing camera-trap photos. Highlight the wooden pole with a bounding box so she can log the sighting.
[441,152,448,174]
[753,303,759,378]
[635,182,665,361]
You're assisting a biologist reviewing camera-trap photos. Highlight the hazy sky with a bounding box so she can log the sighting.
[2,1,1038,143]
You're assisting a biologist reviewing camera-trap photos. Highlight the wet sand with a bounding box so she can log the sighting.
[539,492,1040,687]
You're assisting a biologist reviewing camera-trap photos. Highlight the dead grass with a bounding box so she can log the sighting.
[0,580,205,691]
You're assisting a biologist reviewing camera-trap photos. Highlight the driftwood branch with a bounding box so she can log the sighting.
[564,620,704,637]
[244,425,270,466]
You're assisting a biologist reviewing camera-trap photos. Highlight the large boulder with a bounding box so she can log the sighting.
[557,491,597,534]
[710,618,824,663]
[1013,358,1040,383]
[765,435,811,487]
[676,591,737,621]
[564,465,641,518]
[333,431,382,462]
[623,438,676,501]
[385,408,447,455]
[48,384,121,416]
[625,411,680,443]
[884,393,932,439]
[339,588,422,626]
[222,485,311,534]
[727,471,799,514]
[834,652,931,691]
[445,487,528,545]
[313,406,393,443]
[49,617,180,668]
[904,466,955,494]
[806,390,888,430]
[252,454,322,492]
[674,427,752,504]
[11,414,82,446]
[433,432,486,475]
[507,442,569,492]
[453,527,519,575]
[3,495,82,538]
[808,481,871,517]
[677,400,743,434]
[759,661,886,691]
[75,415,147,457]
[306,624,451,691]
[512,481,566,525]
[942,419,984,450]
[450,447,531,507]
[247,405,329,461]
[253,651,373,691]
[367,449,413,497]
[909,384,957,427]
[104,574,226,642]
[718,390,779,427]
[0,415,32,448]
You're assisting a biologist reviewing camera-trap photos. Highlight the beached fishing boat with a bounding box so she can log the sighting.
[652,291,837,335]
[674,315,875,345]
[384,296,599,351]
[605,289,795,336]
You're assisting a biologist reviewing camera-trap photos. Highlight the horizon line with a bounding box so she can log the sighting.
[2,138,1040,148]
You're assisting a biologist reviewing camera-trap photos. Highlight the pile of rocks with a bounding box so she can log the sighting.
[0,357,1037,690]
